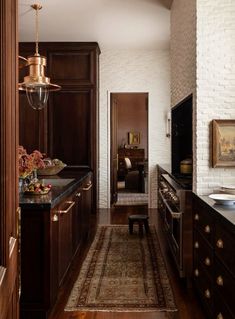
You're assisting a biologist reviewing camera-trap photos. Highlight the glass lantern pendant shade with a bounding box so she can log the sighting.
[18,4,61,110]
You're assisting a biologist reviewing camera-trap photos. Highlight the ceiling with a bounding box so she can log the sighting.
[18,0,172,51]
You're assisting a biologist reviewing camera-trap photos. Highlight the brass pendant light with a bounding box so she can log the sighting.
[19,4,61,110]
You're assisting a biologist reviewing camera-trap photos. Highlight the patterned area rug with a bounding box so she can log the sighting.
[115,193,148,206]
[65,225,177,312]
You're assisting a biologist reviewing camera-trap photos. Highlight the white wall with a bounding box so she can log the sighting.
[170,0,196,189]
[196,0,235,194]
[171,0,196,107]
[99,49,171,208]
[171,0,235,195]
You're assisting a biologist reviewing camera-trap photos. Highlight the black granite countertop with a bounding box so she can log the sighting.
[195,194,235,227]
[19,168,91,210]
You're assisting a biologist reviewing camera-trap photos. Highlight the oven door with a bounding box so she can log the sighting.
[164,200,182,272]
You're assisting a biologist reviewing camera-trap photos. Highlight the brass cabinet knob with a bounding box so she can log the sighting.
[194,214,199,221]
[194,241,199,249]
[52,214,58,222]
[204,225,211,233]
[204,257,211,266]
[217,313,224,319]
[204,289,211,299]
[216,239,224,249]
[194,269,199,277]
[216,276,224,286]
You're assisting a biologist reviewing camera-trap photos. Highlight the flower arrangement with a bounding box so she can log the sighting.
[19,146,45,178]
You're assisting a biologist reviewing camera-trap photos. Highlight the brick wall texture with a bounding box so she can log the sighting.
[196,0,235,194]
[171,0,235,195]
[99,49,171,208]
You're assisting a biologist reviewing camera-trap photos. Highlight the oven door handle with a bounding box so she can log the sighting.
[159,190,182,219]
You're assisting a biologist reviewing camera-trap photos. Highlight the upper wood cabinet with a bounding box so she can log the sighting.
[19,42,100,206]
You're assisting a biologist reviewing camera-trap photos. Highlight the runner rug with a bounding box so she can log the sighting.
[65,225,177,313]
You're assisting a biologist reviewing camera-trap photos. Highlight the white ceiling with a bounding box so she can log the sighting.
[18,0,171,50]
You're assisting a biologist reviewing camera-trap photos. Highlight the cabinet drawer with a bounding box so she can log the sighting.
[193,200,214,245]
[214,291,235,319]
[214,258,235,315]
[215,222,235,278]
[193,261,213,316]
[194,230,213,279]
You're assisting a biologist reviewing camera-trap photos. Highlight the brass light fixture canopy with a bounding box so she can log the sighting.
[18,55,60,91]
[19,3,61,109]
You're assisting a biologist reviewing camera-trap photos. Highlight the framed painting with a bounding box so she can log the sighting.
[128,132,140,145]
[212,119,235,167]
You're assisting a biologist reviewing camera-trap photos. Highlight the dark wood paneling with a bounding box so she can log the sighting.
[19,93,47,153]
[48,89,93,166]
[48,51,94,85]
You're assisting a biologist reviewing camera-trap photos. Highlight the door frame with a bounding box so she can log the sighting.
[0,0,19,318]
[109,92,149,206]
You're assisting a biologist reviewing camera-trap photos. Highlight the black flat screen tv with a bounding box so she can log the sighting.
[171,94,192,176]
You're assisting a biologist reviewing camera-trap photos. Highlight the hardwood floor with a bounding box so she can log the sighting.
[49,207,206,319]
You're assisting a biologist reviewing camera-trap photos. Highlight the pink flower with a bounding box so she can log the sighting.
[30,150,45,170]
[19,146,45,178]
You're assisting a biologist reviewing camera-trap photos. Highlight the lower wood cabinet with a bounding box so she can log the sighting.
[192,194,235,319]
[20,173,93,319]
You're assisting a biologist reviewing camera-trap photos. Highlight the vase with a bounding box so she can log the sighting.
[31,169,38,182]
[19,177,28,193]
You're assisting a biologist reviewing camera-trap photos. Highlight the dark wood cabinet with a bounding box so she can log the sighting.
[19,42,100,207]
[48,88,93,166]
[192,194,235,318]
[58,199,74,285]
[20,173,93,319]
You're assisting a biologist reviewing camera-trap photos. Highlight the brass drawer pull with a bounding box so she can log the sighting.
[52,214,58,222]
[83,183,93,191]
[57,201,75,214]
[76,192,81,197]
[216,276,224,286]
[204,225,211,233]
[216,239,224,249]
[194,241,199,249]
[194,269,199,277]
[194,214,199,221]
[217,313,223,319]
[204,289,211,299]
[204,257,211,266]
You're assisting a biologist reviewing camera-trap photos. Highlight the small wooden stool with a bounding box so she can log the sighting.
[128,214,149,236]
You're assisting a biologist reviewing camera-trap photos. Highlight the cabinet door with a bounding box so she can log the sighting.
[82,176,93,242]
[58,198,75,285]
[48,89,94,167]
[72,186,83,255]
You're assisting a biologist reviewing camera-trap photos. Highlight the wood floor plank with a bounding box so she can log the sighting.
[49,207,205,319]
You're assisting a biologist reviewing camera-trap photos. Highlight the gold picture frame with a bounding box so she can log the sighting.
[128,132,140,145]
[212,119,235,167]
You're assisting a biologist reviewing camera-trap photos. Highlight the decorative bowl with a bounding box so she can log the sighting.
[37,164,66,176]
[209,193,235,206]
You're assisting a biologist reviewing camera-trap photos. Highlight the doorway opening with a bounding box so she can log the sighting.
[110,92,148,206]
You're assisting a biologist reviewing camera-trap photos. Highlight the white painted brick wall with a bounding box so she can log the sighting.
[196,0,235,195]
[171,0,196,107]
[171,0,197,191]
[99,49,171,208]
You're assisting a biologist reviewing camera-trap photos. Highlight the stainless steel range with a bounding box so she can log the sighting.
[158,165,192,278]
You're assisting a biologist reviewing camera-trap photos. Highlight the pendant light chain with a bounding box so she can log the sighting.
[35,6,39,55]
[31,4,42,56]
